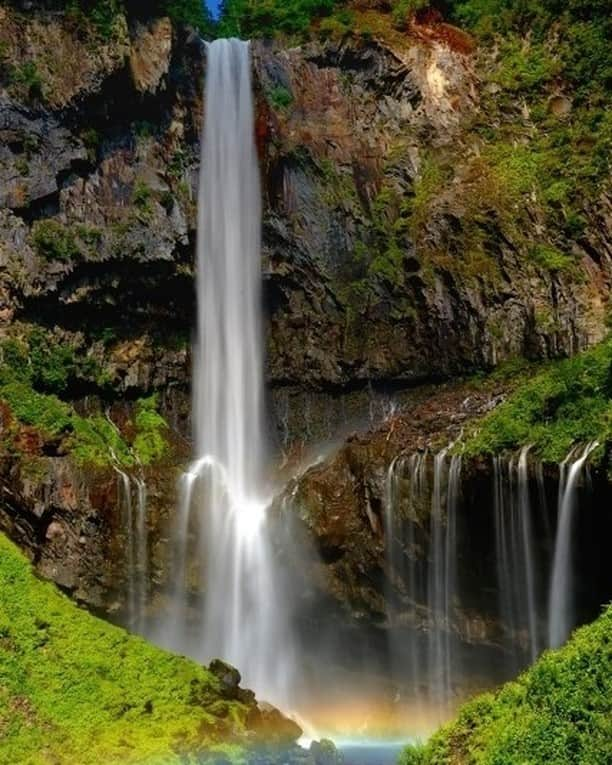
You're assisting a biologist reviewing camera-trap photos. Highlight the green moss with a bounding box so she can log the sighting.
[132,394,170,465]
[461,339,612,462]
[401,605,612,765]
[529,244,576,273]
[0,533,249,764]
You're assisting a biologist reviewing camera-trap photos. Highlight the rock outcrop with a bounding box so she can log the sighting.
[0,3,610,616]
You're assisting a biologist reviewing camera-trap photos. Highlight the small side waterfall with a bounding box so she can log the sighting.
[383,439,601,721]
[493,447,539,663]
[548,442,599,649]
[385,448,462,715]
[117,469,148,633]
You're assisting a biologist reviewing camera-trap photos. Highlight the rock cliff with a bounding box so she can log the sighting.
[0,2,610,618]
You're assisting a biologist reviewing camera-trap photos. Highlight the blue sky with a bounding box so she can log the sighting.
[205,0,222,19]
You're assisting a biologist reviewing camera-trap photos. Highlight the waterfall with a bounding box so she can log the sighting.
[117,469,148,633]
[548,442,598,649]
[493,447,539,663]
[384,448,461,715]
[163,39,293,707]
[428,451,461,708]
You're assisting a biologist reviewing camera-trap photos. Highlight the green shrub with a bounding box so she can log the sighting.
[407,605,612,764]
[132,394,170,465]
[0,335,169,468]
[159,0,213,30]
[529,244,575,273]
[391,0,428,29]
[132,180,152,208]
[268,85,293,110]
[66,0,125,40]
[31,220,80,262]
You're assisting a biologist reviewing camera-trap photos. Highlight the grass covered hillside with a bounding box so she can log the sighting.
[401,605,612,765]
[0,533,294,764]
[460,338,612,463]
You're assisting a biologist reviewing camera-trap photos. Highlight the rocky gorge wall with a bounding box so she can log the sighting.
[0,2,610,623]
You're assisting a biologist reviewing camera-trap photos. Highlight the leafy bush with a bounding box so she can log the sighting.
[402,605,612,764]
[450,0,611,99]
[268,85,293,109]
[391,0,428,29]
[159,0,213,29]
[0,533,250,763]
[8,60,43,100]
[66,0,125,40]
[31,220,80,262]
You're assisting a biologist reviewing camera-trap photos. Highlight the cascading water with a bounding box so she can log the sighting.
[548,441,599,649]
[493,447,540,663]
[117,469,148,633]
[384,448,461,718]
[162,38,294,708]
[428,450,461,708]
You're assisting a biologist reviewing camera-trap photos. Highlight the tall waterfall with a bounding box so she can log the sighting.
[164,39,293,707]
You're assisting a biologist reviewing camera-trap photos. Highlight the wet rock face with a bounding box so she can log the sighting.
[254,36,611,387]
[275,380,501,627]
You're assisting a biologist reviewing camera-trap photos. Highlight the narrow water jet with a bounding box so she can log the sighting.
[548,442,599,649]
[117,469,148,632]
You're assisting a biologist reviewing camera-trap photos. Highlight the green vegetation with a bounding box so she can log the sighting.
[158,0,213,30]
[132,180,154,215]
[268,85,293,110]
[461,339,612,463]
[218,0,338,39]
[31,219,103,262]
[400,605,612,765]
[62,0,212,37]
[8,60,43,100]
[529,244,575,274]
[0,336,169,469]
[391,0,428,29]
[31,219,81,262]
[0,533,249,764]
[65,0,126,40]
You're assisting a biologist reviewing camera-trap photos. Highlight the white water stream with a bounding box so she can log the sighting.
[162,38,294,708]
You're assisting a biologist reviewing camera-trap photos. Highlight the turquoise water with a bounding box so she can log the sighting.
[340,743,404,765]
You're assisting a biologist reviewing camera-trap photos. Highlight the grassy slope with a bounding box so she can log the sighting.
[0,534,251,765]
[460,337,612,463]
[401,606,612,765]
